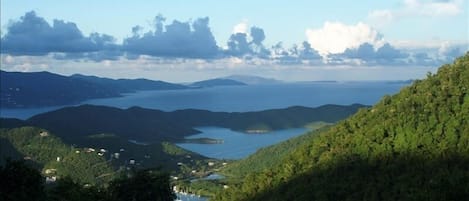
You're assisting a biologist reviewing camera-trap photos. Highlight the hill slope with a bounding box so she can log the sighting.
[214,54,469,200]
[0,127,114,185]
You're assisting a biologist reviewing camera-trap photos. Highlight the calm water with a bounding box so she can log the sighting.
[175,193,207,201]
[176,127,308,159]
[0,82,407,119]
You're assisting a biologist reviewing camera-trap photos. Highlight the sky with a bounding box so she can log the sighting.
[1,0,468,82]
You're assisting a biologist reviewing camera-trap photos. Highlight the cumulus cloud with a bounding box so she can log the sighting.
[122,16,219,59]
[298,42,322,60]
[250,26,265,45]
[225,26,270,58]
[305,22,385,56]
[273,42,323,65]
[0,11,120,60]
[233,21,249,34]
[226,33,250,56]
[333,42,409,65]
[437,41,467,63]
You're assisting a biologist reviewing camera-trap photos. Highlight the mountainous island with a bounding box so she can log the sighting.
[1,104,363,143]
[0,71,188,108]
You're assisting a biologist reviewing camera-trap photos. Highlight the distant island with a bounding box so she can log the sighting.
[223,75,282,85]
[189,78,247,88]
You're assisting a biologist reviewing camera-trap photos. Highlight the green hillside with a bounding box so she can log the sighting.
[0,127,114,185]
[214,54,469,201]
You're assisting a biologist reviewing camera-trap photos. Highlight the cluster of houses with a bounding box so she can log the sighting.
[82,147,128,161]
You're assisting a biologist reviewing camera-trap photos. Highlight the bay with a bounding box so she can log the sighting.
[176,127,308,159]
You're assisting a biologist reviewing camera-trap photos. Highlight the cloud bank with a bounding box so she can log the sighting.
[1,11,466,66]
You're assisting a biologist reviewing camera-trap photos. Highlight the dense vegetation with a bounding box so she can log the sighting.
[0,70,187,108]
[0,160,175,201]
[1,104,363,142]
[0,127,114,185]
[0,160,46,201]
[214,53,469,200]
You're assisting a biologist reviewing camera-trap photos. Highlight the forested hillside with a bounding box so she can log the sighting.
[214,54,469,200]
[0,127,114,185]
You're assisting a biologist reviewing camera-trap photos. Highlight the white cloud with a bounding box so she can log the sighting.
[305,22,385,56]
[102,60,112,67]
[3,55,15,64]
[233,20,249,34]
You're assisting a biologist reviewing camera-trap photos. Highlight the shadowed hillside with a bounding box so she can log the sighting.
[1,104,364,143]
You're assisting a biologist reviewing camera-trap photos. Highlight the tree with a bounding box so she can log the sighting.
[0,159,46,201]
[47,177,107,201]
[108,169,175,201]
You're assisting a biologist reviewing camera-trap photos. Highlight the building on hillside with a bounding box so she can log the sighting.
[39,131,49,137]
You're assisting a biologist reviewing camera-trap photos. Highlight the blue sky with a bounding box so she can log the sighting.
[1,0,468,82]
